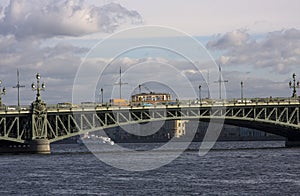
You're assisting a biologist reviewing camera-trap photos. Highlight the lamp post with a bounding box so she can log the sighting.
[31,73,45,102]
[0,80,6,107]
[289,73,300,98]
[30,73,48,146]
[198,85,202,105]
[241,81,244,102]
[207,69,210,99]
[100,88,104,105]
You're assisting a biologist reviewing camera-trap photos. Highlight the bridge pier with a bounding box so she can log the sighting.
[285,138,300,148]
[28,139,51,154]
[0,140,50,154]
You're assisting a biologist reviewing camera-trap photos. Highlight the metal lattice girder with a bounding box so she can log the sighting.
[46,104,300,143]
[1,102,300,144]
[0,112,31,143]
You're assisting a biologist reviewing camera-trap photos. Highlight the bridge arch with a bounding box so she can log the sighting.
[45,104,300,145]
[1,103,300,147]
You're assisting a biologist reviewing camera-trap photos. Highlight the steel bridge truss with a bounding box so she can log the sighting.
[0,103,300,144]
[226,104,300,127]
[0,113,31,143]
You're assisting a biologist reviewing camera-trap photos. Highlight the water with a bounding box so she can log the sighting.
[0,141,300,195]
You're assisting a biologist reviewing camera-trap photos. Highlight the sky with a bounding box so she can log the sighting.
[0,0,299,105]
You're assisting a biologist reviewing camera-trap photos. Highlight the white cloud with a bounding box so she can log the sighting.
[0,0,142,39]
[206,30,250,50]
[222,70,291,98]
[118,0,300,36]
[0,0,144,105]
[1,0,298,105]
[207,28,300,74]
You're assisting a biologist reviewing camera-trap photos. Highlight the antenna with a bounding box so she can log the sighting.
[214,64,228,99]
[139,83,153,94]
[13,69,25,108]
[114,67,128,99]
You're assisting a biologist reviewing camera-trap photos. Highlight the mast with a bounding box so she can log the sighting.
[13,69,25,108]
[214,64,228,100]
[114,67,128,99]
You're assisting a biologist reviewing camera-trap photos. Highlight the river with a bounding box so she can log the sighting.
[0,141,299,195]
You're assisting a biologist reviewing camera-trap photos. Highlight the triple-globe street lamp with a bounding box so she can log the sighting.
[289,73,300,98]
[31,73,45,102]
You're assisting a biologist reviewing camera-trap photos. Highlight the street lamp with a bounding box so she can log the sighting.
[0,80,6,107]
[241,81,244,102]
[198,85,202,105]
[289,73,300,98]
[32,73,45,102]
[100,88,104,105]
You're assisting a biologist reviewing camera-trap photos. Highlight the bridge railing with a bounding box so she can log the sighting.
[49,98,299,112]
[0,97,300,113]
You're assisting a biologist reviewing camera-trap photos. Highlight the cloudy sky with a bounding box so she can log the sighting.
[0,0,299,105]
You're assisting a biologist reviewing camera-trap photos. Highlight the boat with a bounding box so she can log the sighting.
[77,134,114,145]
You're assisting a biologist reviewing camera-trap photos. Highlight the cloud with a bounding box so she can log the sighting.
[206,29,251,50]
[0,0,142,39]
[0,34,88,104]
[222,70,290,98]
[206,28,300,74]
[0,0,143,104]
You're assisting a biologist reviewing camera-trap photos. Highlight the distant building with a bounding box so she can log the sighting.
[104,120,283,143]
[164,120,189,138]
[131,92,171,104]
[174,120,188,138]
[110,99,129,106]
[105,119,189,142]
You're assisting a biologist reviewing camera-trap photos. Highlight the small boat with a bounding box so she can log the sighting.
[77,135,114,145]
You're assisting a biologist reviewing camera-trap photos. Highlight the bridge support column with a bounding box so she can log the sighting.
[285,138,300,147]
[0,140,50,154]
[28,139,51,154]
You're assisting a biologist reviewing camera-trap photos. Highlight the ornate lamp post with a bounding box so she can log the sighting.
[30,73,48,141]
[31,73,45,102]
[0,80,6,107]
[289,73,300,98]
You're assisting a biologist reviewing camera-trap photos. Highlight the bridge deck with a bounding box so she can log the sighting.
[0,101,299,144]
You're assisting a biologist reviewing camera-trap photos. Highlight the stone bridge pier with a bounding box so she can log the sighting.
[0,139,50,154]
[28,139,50,154]
[286,138,300,147]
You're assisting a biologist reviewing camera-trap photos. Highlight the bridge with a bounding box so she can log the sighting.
[1,73,300,154]
[1,98,300,153]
